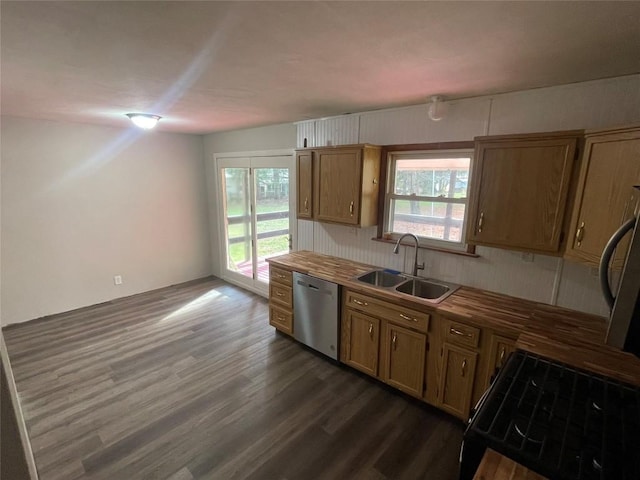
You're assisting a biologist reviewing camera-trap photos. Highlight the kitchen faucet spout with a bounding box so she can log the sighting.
[393,233,425,277]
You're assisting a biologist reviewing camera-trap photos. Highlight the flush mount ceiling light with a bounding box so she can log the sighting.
[126,113,161,129]
[427,95,447,122]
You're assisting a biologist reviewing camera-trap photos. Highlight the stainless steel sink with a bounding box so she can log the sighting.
[356,269,407,287]
[395,278,457,302]
[354,269,459,304]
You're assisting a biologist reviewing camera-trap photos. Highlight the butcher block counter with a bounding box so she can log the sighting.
[267,250,640,386]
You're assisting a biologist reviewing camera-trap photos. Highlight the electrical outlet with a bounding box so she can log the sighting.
[521,252,534,263]
[114,275,123,285]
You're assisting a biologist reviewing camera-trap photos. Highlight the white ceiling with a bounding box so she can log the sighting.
[2,1,639,135]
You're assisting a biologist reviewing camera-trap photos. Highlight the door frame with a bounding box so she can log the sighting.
[214,149,296,297]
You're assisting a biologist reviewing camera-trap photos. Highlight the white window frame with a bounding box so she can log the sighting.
[383,149,474,252]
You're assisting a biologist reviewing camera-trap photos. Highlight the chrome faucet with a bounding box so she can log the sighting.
[393,233,425,277]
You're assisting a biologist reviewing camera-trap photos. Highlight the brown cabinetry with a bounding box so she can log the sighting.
[342,310,380,376]
[467,131,581,254]
[295,144,381,227]
[341,289,430,399]
[565,125,640,267]
[268,266,293,335]
[485,333,516,386]
[438,343,478,419]
[382,323,426,397]
[296,151,313,219]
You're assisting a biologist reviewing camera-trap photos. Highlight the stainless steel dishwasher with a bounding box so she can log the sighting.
[293,272,339,360]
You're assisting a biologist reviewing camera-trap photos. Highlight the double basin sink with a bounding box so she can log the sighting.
[354,269,459,303]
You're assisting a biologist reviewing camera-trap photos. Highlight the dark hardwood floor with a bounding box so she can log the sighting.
[3,277,463,480]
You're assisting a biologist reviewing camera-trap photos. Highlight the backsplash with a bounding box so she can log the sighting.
[298,220,609,316]
[294,75,640,317]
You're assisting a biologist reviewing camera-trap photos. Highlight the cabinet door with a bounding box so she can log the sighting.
[342,310,380,377]
[383,324,426,398]
[467,136,578,254]
[315,149,362,225]
[485,334,516,387]
[297,151,313,219]
[438,343,478,419]
[565,127,640,267]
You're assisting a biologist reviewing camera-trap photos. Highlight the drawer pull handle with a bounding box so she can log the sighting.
[461,359,467,376]
[277,315,285,321]
[478,212,484,233]
[368,322,373,338]
[499,347,506,363]
[392,332,397,350]
[450,327,472,338]
[304,197,309,211]
[276,273,286,279]
[575,221,585,247]
[349,201,354,216]
[276,292,285,297]
[399,313,417,322]
[352,298,368,306]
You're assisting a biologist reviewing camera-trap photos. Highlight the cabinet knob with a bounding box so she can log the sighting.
[478,212,484,233]
[576,221,585,247]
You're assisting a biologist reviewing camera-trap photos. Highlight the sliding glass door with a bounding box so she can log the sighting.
[218,155,294,294]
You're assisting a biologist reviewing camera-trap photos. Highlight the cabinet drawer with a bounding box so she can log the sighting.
[270,266,292,286]
[444,319,480,348]
[345,290,430,332]
[269,304,293,335]
[270,283,292,308]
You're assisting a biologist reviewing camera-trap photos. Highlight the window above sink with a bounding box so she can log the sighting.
[378,143,476,256]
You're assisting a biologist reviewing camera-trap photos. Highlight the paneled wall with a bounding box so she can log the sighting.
[296,75,640,316]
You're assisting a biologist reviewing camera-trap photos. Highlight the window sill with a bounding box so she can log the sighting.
[371,236,480,258]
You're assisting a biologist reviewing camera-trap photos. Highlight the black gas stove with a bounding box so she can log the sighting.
[460,350,640,480]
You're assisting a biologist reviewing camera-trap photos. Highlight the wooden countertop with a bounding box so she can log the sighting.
[267,250,640,386]
[474,449,547,480]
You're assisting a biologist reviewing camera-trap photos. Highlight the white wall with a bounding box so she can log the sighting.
[296,75,640,317]
[202,123,297,277]
[1,116,212,325]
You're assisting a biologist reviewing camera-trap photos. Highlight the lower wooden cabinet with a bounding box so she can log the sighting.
[342,310,380,376]
[341,289,429,400]
[438,343,478,419]
[268,266,294,336]
[486,334,516,386]
[382,323,426,398]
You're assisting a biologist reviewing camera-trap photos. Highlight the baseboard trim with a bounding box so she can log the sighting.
[1,333,39,480]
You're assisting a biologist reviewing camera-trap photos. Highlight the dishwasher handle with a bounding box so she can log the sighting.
[296,279,334,296]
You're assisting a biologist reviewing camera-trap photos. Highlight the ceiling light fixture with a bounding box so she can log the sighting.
[126,113,161,129]
[427,95,446,122]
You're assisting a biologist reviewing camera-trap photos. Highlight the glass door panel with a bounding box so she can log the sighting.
[254,167,290,284]
[222,167,253,279]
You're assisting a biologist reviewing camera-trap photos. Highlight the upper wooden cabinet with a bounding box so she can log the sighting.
[296,151,313,219]
[564,125,640,267]
[295,144,381,227]
[467,131,581,254]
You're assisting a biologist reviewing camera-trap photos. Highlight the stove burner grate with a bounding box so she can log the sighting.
[467,350,640,480]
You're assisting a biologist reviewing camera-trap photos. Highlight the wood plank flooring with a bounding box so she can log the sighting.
[3,277,463,480]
